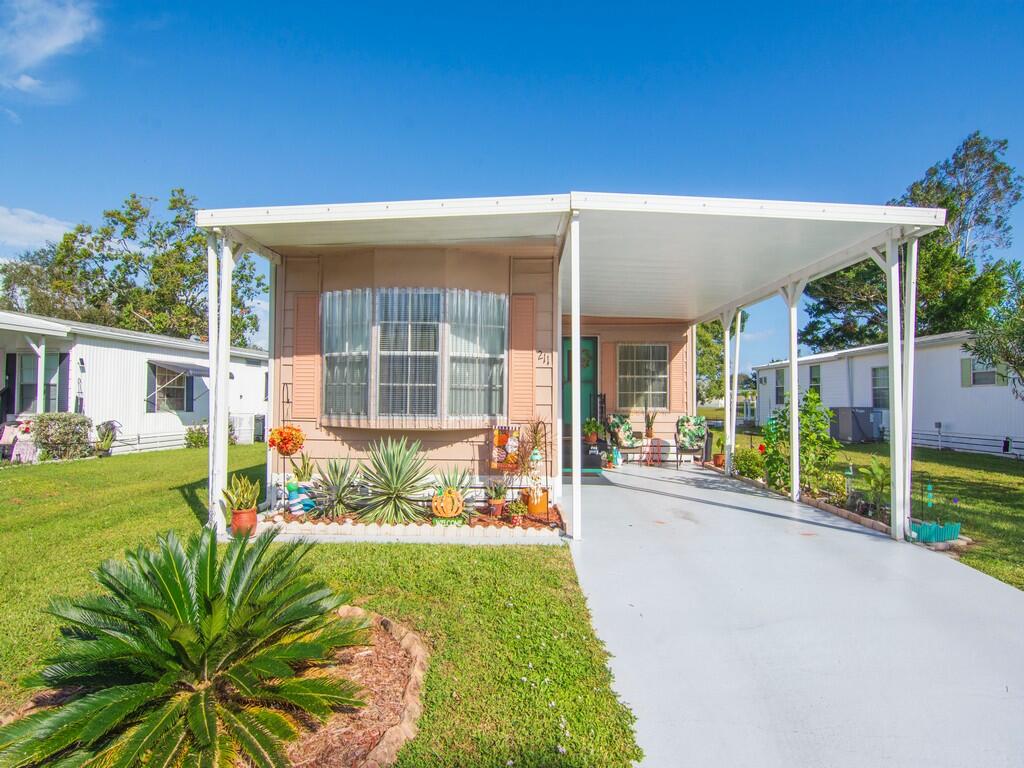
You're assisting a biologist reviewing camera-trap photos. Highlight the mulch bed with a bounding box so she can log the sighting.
[288,617,413,768]
[275,506,564,532]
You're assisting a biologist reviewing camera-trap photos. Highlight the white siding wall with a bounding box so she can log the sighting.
[755,339,1024,456]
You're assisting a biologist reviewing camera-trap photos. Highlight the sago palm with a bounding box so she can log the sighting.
[0,527,367,768]
[357,437,432,524]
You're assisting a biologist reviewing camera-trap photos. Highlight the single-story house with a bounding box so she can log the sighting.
[197,191,946,541]
[0,309,268,453]
[753,331,1022,457]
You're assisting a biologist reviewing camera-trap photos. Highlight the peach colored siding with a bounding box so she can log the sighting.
[273,246,555,477]
[561,315,695,445]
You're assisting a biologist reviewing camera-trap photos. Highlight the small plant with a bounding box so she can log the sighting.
[269,424,305,457]
[762,406,790,491]
[94,421,117,455]
[516,418,547,477]
[36,448,51,463]
[485,480,508,501]
[311,457,360,518]
[184,422,209,448]
[859,455,891,513]
[644,407,656,437]
[358,437,432,524]
[819,470,849,508]
[290,451,316,483]
[0,527,367,767]
[714,433,725,453]
[222,472,261,510]
[582,417,601,441]
[732,447,764,480]
[506,498,528,525]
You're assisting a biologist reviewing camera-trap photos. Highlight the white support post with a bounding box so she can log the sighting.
[212,239,236,537]
[731,311,742,451]
[902,238,919,527]
[35,336,46,413]
[569,211,583,539]
[721,308,736,474]
[265,261,277,507]
[206,233,220,522]
[553,243,564,503]
[779,280,806,501]
[883,237,907,540]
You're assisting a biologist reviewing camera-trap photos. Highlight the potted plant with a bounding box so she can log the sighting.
[223,473,261,537]
[582,417,601,444]
[94,423,116,457]
[712,434,726,468]
[485,480,508,516]
[506,499,528,526]
[644,407,656,439]
[517,419,549,518]
[600,450,614,469]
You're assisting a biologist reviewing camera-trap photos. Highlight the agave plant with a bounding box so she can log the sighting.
[358,437,432,524]
[310,458,360,519]
[0,527,367,767]
[289,451,316,483]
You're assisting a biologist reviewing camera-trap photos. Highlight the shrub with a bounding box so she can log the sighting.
[798,389,841,494]
[733,448,765,480]
[311,458,360,519]
[860,455,891,512]
[0,527,367,766]
[358,437,432,524]
[819,471,849,508]
[184,423,208,448]
[762,406,790,491]
[31,412,93,460]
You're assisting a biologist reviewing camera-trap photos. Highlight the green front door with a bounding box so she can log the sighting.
[562,336,598,428]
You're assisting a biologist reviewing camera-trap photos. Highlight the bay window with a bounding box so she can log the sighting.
[321,288,507,422]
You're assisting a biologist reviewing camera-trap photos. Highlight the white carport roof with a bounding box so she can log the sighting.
[196,191,945,321]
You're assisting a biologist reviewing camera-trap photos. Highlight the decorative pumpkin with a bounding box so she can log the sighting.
[431,488,464,519]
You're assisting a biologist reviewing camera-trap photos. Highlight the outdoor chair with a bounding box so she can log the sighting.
[608,414,643,462]
[675,414,708,468]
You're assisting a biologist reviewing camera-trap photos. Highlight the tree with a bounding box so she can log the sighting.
[0,189,267,347]
[801,132,1022,352]
[696,311,748,403]
[964,261,1024,400]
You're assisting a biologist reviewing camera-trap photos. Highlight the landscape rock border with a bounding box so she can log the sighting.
[338,606,430,768]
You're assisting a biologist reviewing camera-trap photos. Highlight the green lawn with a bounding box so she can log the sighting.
[0,445,641,767]
[710,424,1024,590]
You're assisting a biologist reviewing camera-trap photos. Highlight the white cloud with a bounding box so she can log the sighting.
[0,205,70,249]
[1,104,18,122]
[0,1,100,93]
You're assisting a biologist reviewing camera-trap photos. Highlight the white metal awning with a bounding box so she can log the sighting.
[196,190,944,321]
[148,359,209,377]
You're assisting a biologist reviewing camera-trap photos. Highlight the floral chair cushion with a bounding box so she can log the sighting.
[675,415,707,452]
[608,414,643,449]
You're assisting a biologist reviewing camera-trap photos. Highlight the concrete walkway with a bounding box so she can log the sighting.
[567,464,1024,768]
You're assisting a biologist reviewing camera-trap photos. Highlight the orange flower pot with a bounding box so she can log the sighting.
[520,489,549,518]
[231,508,258,538]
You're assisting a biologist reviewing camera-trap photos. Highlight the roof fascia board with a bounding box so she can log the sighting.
[196,193,571,229]
[0,316,70,337]
[570,191,947,227]
[64,322,266,359]
[753,331,973,370]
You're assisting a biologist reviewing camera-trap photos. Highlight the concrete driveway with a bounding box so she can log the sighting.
[567,464,1024,767]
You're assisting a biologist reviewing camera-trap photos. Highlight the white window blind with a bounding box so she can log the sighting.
[377,288,441,417]
[322,289,372,416]
[448,290,507,416]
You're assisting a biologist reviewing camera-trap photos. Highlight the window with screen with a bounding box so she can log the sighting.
[377,289,442,417]
[322,289,371,416]
[871,366,889,408]
[151,364,187,412]
[775,369,785,405]
[448,290,507,417]
[971,358,997,386]
[617,344,669,409]
[809,365,821,395]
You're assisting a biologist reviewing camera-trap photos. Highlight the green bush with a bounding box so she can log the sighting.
[31,412,93,460]
[761,390,840,494]
[819,471,849,508]
[0,527,367,766]
[733,448,765,480]
[183,423,208,448]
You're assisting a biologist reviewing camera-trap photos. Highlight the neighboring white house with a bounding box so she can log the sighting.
[754,331,1022,457]
[0,310,268,453]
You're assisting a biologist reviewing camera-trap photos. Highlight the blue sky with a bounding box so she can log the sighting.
[2,0,1022,367]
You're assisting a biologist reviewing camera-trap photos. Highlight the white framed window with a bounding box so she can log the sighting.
[18,353,59,413]
[809,365,821,395]
[971,358,997,386]
[617,344,668,409]
[775,369,785,405]
[321,288,507,421]
[150,364,187,412]
[323,289,371,416]
[871,366,889,409]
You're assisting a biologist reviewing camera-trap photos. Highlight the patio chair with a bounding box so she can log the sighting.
[608,414,643,462]
[675,415,708,468]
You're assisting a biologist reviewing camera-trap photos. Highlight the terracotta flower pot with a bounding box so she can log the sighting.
[488,499,505,517]
[584,433,598,444]
[521,489,549,518]
[645,428,655,439]
[231,508,258,538]
[712,453,726,468]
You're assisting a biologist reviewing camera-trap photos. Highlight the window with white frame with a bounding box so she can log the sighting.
[809,364,821,395]
[151,364,187,412]
[971,358,997,386]
[871,366,889,408]
[775,369,785,405]
[617,344,668,409]
[321,288,508,421]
